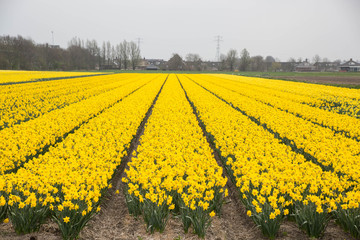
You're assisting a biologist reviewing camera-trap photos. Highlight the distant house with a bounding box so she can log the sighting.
[146,65,159,70]
[135,58,166,70]
[202,61,220,71]
[146,59,167,70]
[314,62,340,72]
[339,59,360,72]
[136,58,148,70]
[295,59,316,72]
[279,62,297,72]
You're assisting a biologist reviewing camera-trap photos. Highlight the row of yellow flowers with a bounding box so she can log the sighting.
[0,70,103,84]
[0,74,157,174]
[190,75,360,185]
[0,74,166,239]
[0,74,140,129]
[123,74,227,237]
[1,72,359,238]
[201,74,360,140]
[212,74,360,119]
[179,75,360,238]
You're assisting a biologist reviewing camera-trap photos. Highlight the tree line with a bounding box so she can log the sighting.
[1,35,346,72]
[219,48,280,72]
[168,50,343,72]
[0,35,141,71]
[166,49,280,72]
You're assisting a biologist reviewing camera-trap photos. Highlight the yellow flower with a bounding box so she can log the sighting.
[246,210,251,217]
[316,206,323,213]
[274,208,281,216]
[63,216,70,223]
[256,206,262,213]
[115,190,119,194]
[341,204,348,210]
[0,196,6,206]
[19,202,25,209]
[284,209,289,215]
[269,212,276,219]
[166,196,173,205]
[209,211,216,217]
[202,202,209,211]
[58,205,64,212]
[82,210,87,216]
[96,206,101,212]
[3,218,9,223]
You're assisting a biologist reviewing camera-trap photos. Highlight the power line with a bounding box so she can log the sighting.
[135,37,143,51]
[214,35,223,62]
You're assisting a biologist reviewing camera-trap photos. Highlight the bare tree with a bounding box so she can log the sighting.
[0,35,106,70]
[239,48,250,71]
[68,36,81,47]
[120,40,129,70]
[101,42,106,66]
[271,62,281,72]
[86,39,99,69]
[9,36,37,70]
[226,49,238,71]
[219,54,227,71]
[265,56,275,63]
[68,37,89,70]
[288,57,296,62]
[250,55,265,71]
[185,53,202,71]
[313,54,321,63]
[167,53,184,70]
[282,58,297,72]
[106,41,112,65]
[115,44,122,69]
[264,56,275,71]
[111,46,116,67]
[129,41,141,70]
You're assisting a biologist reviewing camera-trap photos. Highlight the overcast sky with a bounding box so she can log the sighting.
[1,0,359,62]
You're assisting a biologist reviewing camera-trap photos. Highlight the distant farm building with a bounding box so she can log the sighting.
[295,59,316,72]
[146,65,159,70]
[136,58,148,70]
[314,62,340,72]
[146,59,167,70]
[339,59,360,72]
[136,58,165,70]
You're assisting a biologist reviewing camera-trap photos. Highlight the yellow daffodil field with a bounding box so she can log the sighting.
[0,71,359,239]
[0,70,103,84]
